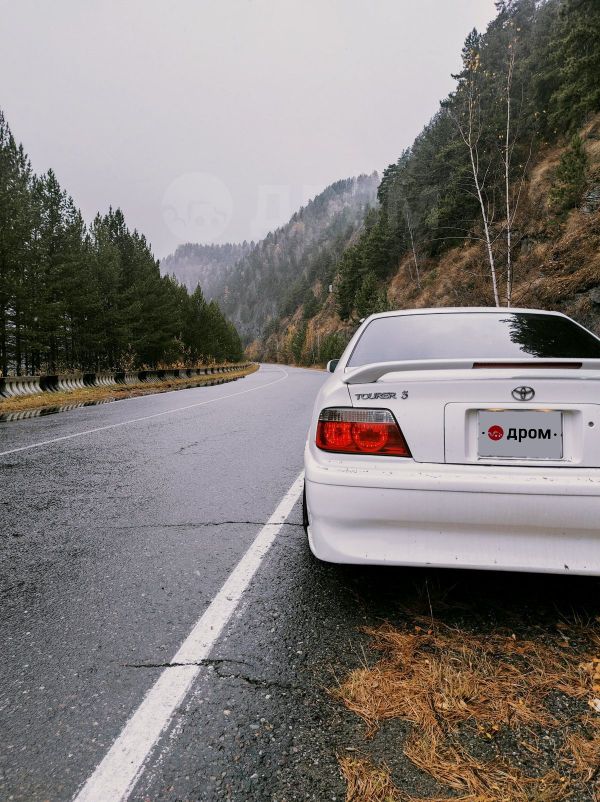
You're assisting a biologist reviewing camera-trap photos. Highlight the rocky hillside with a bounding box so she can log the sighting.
[251,0,600,365]
[254,116,600,365]
[217,174,379,342]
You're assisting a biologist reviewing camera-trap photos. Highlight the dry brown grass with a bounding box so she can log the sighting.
[340,756,401,802]
[334,619,600,802]
[561,715,600,784]
[341,750,567,802]
[403,733,566,802]
[0,364,258,414]
[335,622,591,737]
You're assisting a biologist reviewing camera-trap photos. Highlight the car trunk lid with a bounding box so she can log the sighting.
[346,361,600,467]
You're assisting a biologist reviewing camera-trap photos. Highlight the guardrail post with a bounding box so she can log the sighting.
[40,375,59,392]
[95,372,117,387]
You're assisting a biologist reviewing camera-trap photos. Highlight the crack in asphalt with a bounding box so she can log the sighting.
[212,664,306,692]
[177,441,199,453]
[121,658,305,691]
[121,658,252,669]
[113,521,302,529]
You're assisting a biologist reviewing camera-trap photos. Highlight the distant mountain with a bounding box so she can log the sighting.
[161,174,379,344]
[160,242,252,299]
[217,174,379,341]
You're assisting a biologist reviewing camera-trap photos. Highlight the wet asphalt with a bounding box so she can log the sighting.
[0,365,321,801]
[2,363,600,802]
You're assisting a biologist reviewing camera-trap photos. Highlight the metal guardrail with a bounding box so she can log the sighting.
[0,363,252,399]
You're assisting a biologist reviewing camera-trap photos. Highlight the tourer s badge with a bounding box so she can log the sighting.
[355,392,397,400]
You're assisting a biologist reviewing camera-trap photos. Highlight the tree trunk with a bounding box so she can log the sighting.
[15,304,22,375]
[404,204,421,289]
[505,50,515,307]
[456,83,500,308]
[468,145,500,307]
[0,305,7,377]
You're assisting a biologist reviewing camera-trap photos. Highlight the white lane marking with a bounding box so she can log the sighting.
[0,367,288,457]
[72,471,305,802]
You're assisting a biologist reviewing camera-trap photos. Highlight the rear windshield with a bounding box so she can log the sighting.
[346,312,600,367]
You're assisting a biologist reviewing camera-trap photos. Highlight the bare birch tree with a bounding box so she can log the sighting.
[454,43,501,307]
[403,202,421,289]
[504,44,515,307]
[501,25,534,307]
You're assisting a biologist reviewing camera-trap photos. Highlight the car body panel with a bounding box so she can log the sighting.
[305,473,600,574]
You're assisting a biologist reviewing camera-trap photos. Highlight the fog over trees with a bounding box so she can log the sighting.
[161,242,253,299]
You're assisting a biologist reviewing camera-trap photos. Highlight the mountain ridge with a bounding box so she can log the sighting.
[161,173,379,343]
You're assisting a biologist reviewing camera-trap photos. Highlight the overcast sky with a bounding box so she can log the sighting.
[0,0,496,258]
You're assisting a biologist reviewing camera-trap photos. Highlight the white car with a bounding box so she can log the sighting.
[303,307,600,575]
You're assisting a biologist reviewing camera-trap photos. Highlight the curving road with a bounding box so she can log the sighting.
[2,364,599,802]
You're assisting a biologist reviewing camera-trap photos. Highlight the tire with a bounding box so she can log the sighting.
[302,482,309,535]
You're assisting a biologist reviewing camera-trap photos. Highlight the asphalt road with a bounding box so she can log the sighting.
[0,365,322,801]
[2,363,599,802]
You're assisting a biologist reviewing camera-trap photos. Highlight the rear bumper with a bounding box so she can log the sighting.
[304,454,600,575]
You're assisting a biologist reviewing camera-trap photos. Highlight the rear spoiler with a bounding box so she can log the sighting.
[343,358,600,385]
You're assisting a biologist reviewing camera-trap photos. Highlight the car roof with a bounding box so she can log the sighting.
[364,307,568,321]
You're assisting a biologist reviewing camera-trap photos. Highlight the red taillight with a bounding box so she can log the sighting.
[351,421,389,452]
[316,408,411,457]
[321,420,353,450]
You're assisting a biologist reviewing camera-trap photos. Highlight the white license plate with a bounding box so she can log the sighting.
[478,410,563,460]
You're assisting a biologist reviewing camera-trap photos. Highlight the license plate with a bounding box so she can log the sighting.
[478,410,563,460]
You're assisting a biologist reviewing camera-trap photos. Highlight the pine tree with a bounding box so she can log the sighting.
[291,322,307,364]
[355,272,389,319]
[549,135,588,212]
[545,0,600,135]
[318,332,348,364]
[0,113,34,375]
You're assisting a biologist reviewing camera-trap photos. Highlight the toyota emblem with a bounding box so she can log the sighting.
[511,386,535,401]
